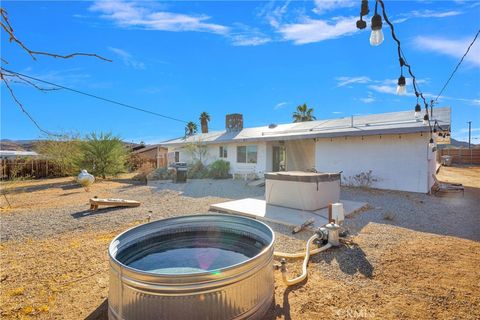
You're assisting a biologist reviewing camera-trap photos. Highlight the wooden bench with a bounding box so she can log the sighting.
[431,174,464,196]
[89,198,141,211]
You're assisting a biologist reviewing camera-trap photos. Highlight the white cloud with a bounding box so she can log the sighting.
[90,0,229,34]
[459,127,480,133]
[229,24,271,46]
[313,0,356,15]
[359,92,376,104]
[108,47,145,69]
[336,76,371,87]
[231,36,271,46]
[455,98,480,106]
[260,0,292,28]
[408,9,462,18]
[368,84,397,95]
[277,16,358,45]
[332,111,343,114]
[413,36,480,66]
[392,9,463,24]
[274,102,288,110]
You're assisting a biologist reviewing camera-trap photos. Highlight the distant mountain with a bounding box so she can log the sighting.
[0,139,37,151]
[0,139,144,151]
[438,138,479,149]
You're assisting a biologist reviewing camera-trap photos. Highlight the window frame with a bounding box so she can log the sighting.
[236,145,257,164]
[219,146,228,158]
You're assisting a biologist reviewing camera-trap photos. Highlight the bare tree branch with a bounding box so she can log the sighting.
[0,8,112,62]
[0,6,111,136]
[1,69,61,92]
[1,74,60,136]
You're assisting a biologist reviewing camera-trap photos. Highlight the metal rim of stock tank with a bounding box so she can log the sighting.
[108,214,275,320]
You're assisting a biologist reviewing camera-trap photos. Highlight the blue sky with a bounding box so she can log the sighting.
[1,0,479,143]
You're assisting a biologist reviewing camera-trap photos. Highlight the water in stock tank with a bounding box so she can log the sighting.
[108,214,275,320]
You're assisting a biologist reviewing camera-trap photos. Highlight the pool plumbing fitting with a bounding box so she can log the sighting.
[274,221,341,286]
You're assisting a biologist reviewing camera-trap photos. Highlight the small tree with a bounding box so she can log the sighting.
[292,103,316,122]
[78,132,128,179]
[185,140,208,164]
[35,134,82,176]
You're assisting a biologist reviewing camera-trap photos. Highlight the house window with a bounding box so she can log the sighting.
[237,145,257,164]
[174,151,180,162]
[219,146,228,158]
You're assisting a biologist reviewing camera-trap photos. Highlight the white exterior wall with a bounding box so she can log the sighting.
[315,133,433,193]
[168,141,268,177]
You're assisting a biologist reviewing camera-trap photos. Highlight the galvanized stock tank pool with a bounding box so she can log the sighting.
[108,214,275,320]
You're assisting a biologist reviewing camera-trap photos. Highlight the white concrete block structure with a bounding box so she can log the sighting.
[162,108,450,193]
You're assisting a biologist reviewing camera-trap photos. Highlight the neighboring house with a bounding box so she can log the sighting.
[133,145,168,168]
[162,108,451,193]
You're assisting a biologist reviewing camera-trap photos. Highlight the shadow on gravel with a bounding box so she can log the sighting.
[265,281,305,320]
[72,207,126,219]
[5,180,80,193]
[85,299,108,320]
[315,244,374,278]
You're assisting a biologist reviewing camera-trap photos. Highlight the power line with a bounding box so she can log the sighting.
[1,68,188,124]
[433,29,480,105]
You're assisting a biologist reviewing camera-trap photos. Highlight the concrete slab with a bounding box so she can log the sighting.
[210,199,367,229]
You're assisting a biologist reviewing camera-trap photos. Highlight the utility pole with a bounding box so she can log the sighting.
[467,121,471,149]
[467,121,472,165]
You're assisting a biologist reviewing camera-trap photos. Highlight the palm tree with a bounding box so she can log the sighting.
[185,121,198,137]
[292,103,316,122]
[199,112,210,134]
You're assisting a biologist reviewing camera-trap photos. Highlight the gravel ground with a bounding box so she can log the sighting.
[1,168,479,319]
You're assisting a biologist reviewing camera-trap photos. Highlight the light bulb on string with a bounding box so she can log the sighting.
[423,114,429,125]
[396,75,406,95]
[414,103,421,119]
[356,0,369,29]
[370,13,384,46]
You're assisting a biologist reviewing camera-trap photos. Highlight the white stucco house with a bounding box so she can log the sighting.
[161,107,451,193]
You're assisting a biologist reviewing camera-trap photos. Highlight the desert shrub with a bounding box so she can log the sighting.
[147,167,174,181]
[35,134,82,176]
[127,152,144,172]
[185,141,208,164]
[188,160,209,179]
[133,162,157,182]
[383,211,396,221]
[209,160,230,179]
[77,132,128,179]
[343,170,378,188]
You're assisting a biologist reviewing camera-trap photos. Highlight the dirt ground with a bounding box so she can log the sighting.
[1,167,479,319]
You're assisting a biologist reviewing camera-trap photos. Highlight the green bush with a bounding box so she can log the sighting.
[35,134,82,176]
[188,160,209,179]
[209,160,230,179]
[77,132,128,179]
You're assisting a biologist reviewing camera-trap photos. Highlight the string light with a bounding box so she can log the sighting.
[356,0,432,132]
[356,0,369,29]
[396,75,406,95]
[414,103,422,119]
[423,114,429,125]
[369,2,384,46]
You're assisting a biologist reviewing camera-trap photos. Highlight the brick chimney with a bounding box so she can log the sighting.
[225,114,243,132]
